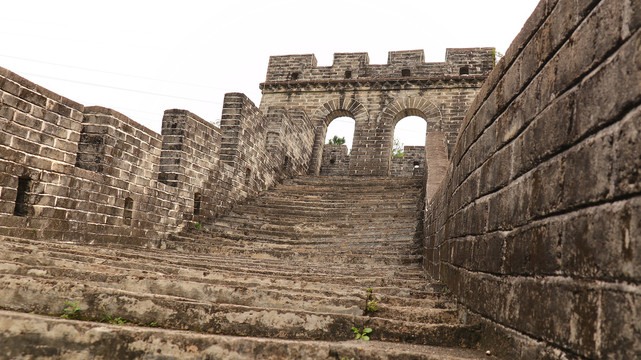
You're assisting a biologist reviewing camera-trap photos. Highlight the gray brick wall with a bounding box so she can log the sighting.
[260,48,493,176]
[0,69,314,245]
[424,0,641,359]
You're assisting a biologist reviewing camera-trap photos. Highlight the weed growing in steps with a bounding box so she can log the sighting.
[54,300,163,329]
[364,287,379,315]
[60,300,81,319]
[351,326,372,341]
[101,307,127,325]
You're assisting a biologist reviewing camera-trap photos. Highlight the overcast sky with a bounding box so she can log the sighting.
[1,0,540,143]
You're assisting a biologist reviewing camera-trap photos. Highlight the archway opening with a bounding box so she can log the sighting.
[391,116,427,177]
[321,116,355,175]
[324,116,355,151]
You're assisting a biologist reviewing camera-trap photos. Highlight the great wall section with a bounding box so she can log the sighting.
[0,0,640,359]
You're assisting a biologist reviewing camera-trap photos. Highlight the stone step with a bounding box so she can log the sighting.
[215,213,420,228]
[0,252,449,314]
[3,252,430,298]
[0,174,481,358]
[0,238,433,294]
[0,235,424,274]
[206,225,420,242]
[176,230,422,247]
[0,258,448,319]
[0,274,475,346]
[254,192,421,203]
[282,176,423,186]
[167,244,423,265]
[0,311,487,360]
[179,230,423,248]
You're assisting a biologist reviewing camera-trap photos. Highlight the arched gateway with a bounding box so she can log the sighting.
[259,49,494,176]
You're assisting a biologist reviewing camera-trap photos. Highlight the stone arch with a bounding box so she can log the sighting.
[311,98,369,126]
[308,98,369,175]
[377,96,442,130]
[377,97,445,177]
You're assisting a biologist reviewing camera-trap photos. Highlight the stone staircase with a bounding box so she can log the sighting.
[0,176,489,359]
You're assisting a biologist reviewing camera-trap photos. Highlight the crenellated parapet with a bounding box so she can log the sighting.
[259,48,493,176]
[0,65,315,245]
[262,48,494,88]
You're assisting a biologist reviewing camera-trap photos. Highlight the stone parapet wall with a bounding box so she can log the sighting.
[319,145,349,176]
[390,146,426,178]
[260,61,485,176]
[0,68,314,245]
[264,49,494,82]
[424,0,641,359]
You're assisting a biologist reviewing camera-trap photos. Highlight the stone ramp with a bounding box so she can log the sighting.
[0,176,489,359]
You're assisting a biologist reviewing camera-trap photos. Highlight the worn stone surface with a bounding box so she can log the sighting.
[0,176,487,359]
[425,0,641,359]
[1,1,640,359]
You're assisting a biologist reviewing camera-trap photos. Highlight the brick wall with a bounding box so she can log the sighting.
[259,49,491,176]
[319,145,349,176]
[424,0,641,358]
[0,68,314,245]
[390,146,426,178]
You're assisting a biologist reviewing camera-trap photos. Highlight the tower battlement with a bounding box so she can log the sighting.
[264,48,495,82]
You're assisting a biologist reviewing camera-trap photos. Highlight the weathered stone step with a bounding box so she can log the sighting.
[227,207,420,223]
[0,256,449,317]
[0,275,475,346]
[0,311,487,360]
[215,213,419,229]
[207,225,420,242]
[210,221,418,238]
[255,192,421,203]
[282,175,423,186]
[179,230,423,249]
[275,185,423,194]
[167,243,423,265]
[183,231,421,253]
[0,239,428,286]
[241,199,420,211]
[0,240,435,295]
[175,230,422,249]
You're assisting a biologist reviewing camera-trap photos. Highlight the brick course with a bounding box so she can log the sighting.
[0,70,313,245]
[424,0,641,358]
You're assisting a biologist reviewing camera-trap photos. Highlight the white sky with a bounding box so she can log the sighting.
[1,0,540,136]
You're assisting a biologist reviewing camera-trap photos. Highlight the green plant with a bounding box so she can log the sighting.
[327,135,346,145]
[366,299,379,313]
[491,49,504,65]
[195,222,202,230]
[351,326,372,341]
[149,322,158,327]
[102,309,127,325]
[392,138,404,158]
[60,300,81,319]
[364,287,379,314]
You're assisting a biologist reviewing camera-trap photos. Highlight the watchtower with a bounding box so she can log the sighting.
[259,49,495,177]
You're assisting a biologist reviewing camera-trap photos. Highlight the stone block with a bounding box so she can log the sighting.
[529,155,565,218]
[573,30,641,141]
[553,0,624,97]
[562,132,614,209]
[613,106,641,196]
[503,221,562,275]
[599,289,641,359]
[562,198,641,281]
